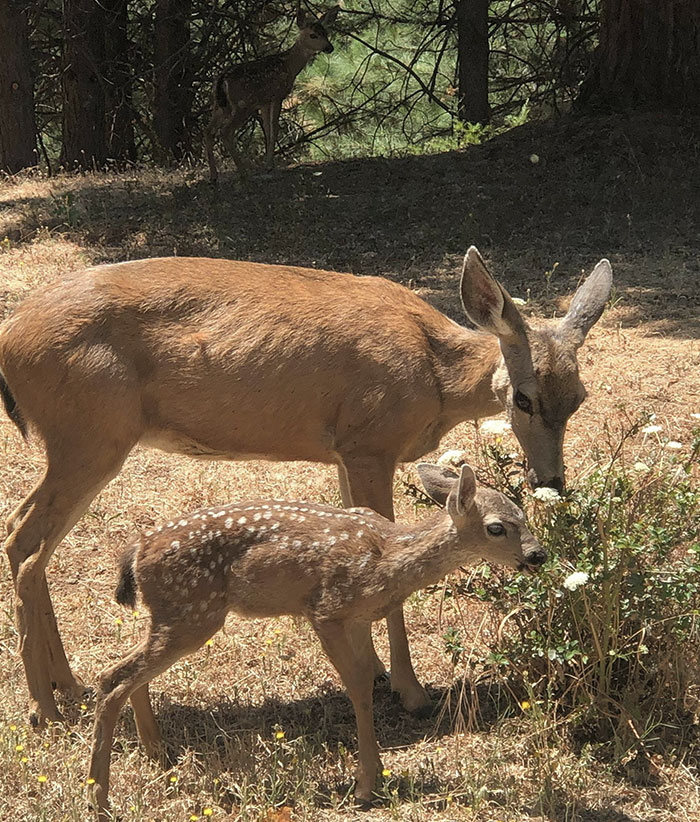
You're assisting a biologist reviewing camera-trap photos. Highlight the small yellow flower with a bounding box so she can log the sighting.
[10,724,17,731]
[44,741,50,748]
[213,778,219,786]
[80,703,88,711]
[205,639,213,647]
[15,744,23,752]
[521,700,531,710]
[86,778,96,785]
[382,768,392,777]
[20,757,28,764]
[114,617,123,626]
[190,816,199,821]
[203,810,213,817]
[132,610,139,618]
[265,638,273,645]
[275,730,285,740]
[38,775,48,783]
[169,775,178,784]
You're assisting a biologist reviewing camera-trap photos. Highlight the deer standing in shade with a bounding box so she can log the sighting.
[204,5,340,183]
[87,462,546,818]
[0,246,611,728]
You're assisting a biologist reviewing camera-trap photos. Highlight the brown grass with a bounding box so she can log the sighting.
[0,111,699,821]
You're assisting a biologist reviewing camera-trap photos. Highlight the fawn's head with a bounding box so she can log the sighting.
[296,6,339,54]
[460,247,612,493]
[416,462,547,572]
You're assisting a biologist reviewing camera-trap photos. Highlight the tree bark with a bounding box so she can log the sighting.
[456,0,490,125]
[153,0,192,163]
[579,0,700,110]
[104,0,135,164]
[61,0,107,170]
[0,0,37,173]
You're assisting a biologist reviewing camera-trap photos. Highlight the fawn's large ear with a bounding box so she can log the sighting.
[555,259,613,350]
[296,7,308,28]
[416,462,459,507]
[460,247,529,343]
[447,464,477,518]
[319,5,340,26]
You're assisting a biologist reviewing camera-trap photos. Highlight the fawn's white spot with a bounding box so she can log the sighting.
[357,530,364,539]
[237,517,247,525]
[171,540,180,549]
[340,532,349,540]
[327,536,337,546]
[179,519,188,527]
[271,523,280,531]
[263,511,272,519]
[225,517,233,528]
[253,513,262,522]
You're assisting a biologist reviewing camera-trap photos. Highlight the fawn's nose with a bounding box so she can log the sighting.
[324,44,334,53]
[524,545,547,569]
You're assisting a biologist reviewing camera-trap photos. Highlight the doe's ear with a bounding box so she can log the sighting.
[460,247,528,342]
[319,5,340,26]
[448,464,477,517]
[556,258,612,350]
[416,462,459,507]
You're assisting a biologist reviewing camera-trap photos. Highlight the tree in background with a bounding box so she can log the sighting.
[60,0,107,169]
[104,0,136,164]
[154,0,193,162]
[456,0,489,125]
[579,0,700,109]
[0,0,37,173]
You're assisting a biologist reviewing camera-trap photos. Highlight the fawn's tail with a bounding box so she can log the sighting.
[0,368,28,441]
[115,544,138,609]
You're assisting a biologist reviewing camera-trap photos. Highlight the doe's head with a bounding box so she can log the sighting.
[416,462,547,573]
[460,246,613,493]
[296,5,340,54]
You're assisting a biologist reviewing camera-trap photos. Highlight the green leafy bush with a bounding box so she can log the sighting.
[446,425,700,755]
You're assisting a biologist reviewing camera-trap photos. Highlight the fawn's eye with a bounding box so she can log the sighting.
[514,390,534,415]
[486,523,506,537]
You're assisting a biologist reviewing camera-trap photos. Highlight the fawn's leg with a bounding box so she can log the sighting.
[260,99,282,169]
[5,443,130,726]
[313,619,381,805]
[89,621,222,821]
[129,684,162,758]
[339,457,431,713]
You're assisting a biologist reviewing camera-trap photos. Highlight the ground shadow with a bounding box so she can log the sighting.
[2,110,699,338]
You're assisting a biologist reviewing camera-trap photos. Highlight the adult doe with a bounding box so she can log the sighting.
[87,462,546,817]
[0,247,611,727]
[204,5,340,182]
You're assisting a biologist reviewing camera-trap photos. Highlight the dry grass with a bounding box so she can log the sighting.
[0,111,699,821]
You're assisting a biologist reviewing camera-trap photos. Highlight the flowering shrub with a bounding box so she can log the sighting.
[446,424,700,752]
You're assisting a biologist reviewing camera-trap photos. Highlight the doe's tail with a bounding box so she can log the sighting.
[0,369,28,440]
[115,545,138,609]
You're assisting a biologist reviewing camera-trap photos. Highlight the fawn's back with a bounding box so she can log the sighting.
[130,499,396,626]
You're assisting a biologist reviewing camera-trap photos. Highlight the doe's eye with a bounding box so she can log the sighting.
[487,523,506,536]
[514,390,534,415]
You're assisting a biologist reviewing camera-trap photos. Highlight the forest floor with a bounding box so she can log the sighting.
[0,110,699,822]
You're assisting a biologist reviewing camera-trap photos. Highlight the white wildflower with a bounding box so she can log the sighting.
[479,419,512,436]
[532,486,561,504]
[437,449,469,468]
[664,441,683,451]
[641,424,663,435]
[633,461,650,473]
[563,571,589,591]
[529,154,540,164]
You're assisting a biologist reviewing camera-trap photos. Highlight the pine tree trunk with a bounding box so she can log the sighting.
[104,0,135,164]
[579,0,700,109]
[153,0,192,163]
[456,0,490,125]
[61,0,107,170]
[0,0,37,173]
